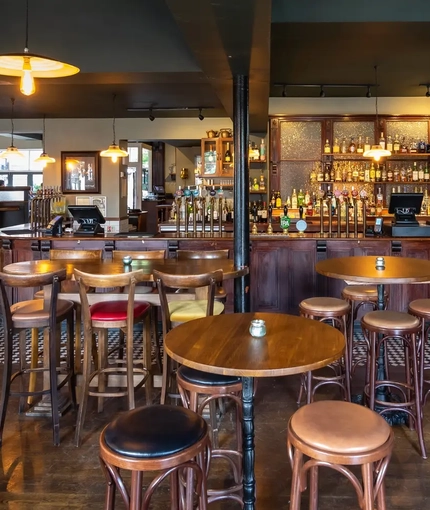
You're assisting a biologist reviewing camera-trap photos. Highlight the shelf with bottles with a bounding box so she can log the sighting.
[201,137,234,178]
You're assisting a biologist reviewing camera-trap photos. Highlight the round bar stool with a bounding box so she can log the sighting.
[287,400,394,510]
[298,297,351,404]
[176,365,243,505]
[99,405,210,510]
[408,299,430,406]
[341,285,389,376]
[361,310,426,458]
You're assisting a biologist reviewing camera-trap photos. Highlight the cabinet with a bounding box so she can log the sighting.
[201,137,234,178]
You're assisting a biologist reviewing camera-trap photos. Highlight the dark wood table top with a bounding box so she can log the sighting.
[316,255,430,284]
[164,312,345,377]
[2,258,249,281]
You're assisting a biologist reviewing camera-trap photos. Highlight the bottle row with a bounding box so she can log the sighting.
[311,160,430,184]
[324,133,430,155]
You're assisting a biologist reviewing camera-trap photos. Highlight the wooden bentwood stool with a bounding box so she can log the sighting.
[287,400,394,510]
[408,298,430,406]
[99,405,210,510]
[298,297,351,404]
[177,366,243,505]
[361,310,427,458]
[341,284,389,376]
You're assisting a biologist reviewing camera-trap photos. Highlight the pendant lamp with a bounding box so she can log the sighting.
[100,94,129,163]
[363,65,391,161]
[35,116,55,167]
[0,0,79,96]
[0,98,24,160]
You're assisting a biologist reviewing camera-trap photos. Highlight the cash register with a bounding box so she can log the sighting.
[67,205,105,236]
[389,193,430,237]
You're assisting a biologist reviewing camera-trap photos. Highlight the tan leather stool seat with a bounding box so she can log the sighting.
[342,285,379,300]
[291,400,391,455]
[363,310,420,330]
[300,297,350,314]
[11,299,74,324]
[409,299,430,316]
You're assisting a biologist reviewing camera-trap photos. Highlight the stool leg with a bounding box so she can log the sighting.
[143,314,153,405]
[411,333,427,459]
[48,324,60,446]
[0,325,13,446]
[309,465,319,510]
[27,328,39,406]
[361,462,375,510]
[130,471,143,510]
[289,448,304,510]
[170,470,180,510]
[98,330,108,413]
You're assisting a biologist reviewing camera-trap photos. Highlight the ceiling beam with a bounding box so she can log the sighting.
[166,0,271,133]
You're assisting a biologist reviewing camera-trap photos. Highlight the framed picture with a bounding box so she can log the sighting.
[61,151,101,194]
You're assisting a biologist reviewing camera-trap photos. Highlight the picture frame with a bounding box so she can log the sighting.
[61,151,101,194]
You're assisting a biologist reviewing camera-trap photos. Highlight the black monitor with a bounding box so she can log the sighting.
[67,205,105,235]
[388,193,423,225]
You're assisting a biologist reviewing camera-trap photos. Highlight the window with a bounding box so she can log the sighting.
[0,149,44,189]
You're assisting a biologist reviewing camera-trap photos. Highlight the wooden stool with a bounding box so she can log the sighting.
[298,297,351,404]
[0,269,75,446]
[361,310,426,458]
[408,299,430,406]
[341,285,388,376]
[176,365,243,505]
[99,405,210,510]
[287,400,394,510]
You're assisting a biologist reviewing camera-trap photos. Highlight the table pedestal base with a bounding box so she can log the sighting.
[352,393,408,425]
[242,376,255,510]
[26,394,71,418]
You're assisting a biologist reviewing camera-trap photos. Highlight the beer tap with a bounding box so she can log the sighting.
[175,196,182,235]
[336,198,342,236]
[201,197,207,233]
[192,195,197,234]
[184,196,190,234]
[218,197,223,235]
[267,203,273,234]
[252,202,258,234]
[345,197,350,237]
[362,195,368,235]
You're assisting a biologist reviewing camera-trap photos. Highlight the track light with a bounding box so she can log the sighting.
[198,108,204,121]
[319,86,325,98]
[149,109,155,122]
[366,85,372,98]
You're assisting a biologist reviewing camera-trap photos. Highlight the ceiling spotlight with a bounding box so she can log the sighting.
[282,85,287,98]
[426,85,430,98]
[366,85,372,98]
[319,86,325,98]
[149,109,155,122]
[198,108,204,121]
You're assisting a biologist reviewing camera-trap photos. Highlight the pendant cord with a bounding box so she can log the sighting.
[25,0,29,50]
[374,65,379,133]
[42,115,46,152]
[112,93,116,145]
[11,98,15,146]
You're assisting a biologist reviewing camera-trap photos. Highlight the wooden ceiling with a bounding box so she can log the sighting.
[0,0,429,133]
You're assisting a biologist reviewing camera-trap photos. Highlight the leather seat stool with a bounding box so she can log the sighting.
[361,310,426,458]
[177,365,243,505]
[298,297,351,404]
[287,400,394,510]
[341,285,389,376]
[408,299,430,406]
[99,405,210,510]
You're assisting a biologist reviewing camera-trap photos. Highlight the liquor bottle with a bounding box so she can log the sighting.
[401,137,408,153]
[393,134,400,153]
[352,164,359,183]
[261,202,268,223]
[310,165,317,183]
[400,165,407,182]
[324,139,331,153]
[297,189,305,207]
[291,189,298,209]
[324,162,331,182]
[381,165,387,182]
[410,140,418,153]
[379,132,386,150]
[419,140,426,153]
[335,163,342,182]
[387,164,393,182]
[257,200,263,222]
[364,136,371,153]
[224,142,232,163]
[393,165,400,182]
[348,137,356,153]
[330,164,335,182]
[407,163,413,182]
[364,163,370,183]
[332,138,340,153]
[259,139,266,162]
[425,165,430,181]
[422,190,429,215]
[419,164,425,181]
[275,191,282,208]
[359,164,365,182]
[271,191,276,208]
[386,135,393,152]
[259,172,266,191]
[304,189,310,206]
[340,137,347,154]
[317,163,324,182]
[357,136,364,154]
[375,164,382,182]
[413,162,419,182]
[346,163,353,183]
[376,187,384,215]
[370,162,376,182]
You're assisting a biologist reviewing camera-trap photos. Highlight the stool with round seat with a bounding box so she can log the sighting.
[361,310,426,458]
[177,365,243,505]
[298,297,351,404]
[99,405,210,510]
[408,298,430,406]
[341,284,389,376]
[287,400,394,510]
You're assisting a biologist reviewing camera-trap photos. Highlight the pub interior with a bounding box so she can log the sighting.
[2,0,430,509]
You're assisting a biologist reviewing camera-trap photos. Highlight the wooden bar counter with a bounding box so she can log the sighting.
[1,226,430,313]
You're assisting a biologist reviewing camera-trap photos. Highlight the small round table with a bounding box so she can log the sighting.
[164,312,345,510]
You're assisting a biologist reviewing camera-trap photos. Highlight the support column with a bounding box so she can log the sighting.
[233,74,250,314]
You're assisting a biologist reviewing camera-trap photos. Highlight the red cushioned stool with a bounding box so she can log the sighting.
[74,268,153,447]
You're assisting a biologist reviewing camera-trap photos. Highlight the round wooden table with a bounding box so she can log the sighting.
[164,312,345,510]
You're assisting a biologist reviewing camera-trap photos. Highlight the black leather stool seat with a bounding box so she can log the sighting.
[178,366,241,386]
[104,405,207,458]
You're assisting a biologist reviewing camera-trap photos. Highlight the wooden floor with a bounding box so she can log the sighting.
[1,370,430,509]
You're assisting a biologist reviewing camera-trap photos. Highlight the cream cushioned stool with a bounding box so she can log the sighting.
[408,298,430,406]
[342,285,389,377]
[361,310,426,458]
[298,297,351,404]
[287,400,394,510]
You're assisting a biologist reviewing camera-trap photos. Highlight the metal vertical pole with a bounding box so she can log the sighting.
[233,74,250,314]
